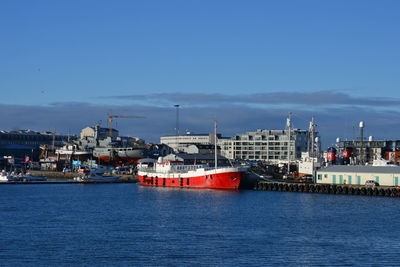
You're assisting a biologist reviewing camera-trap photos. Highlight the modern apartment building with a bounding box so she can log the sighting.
[218,129,309,163]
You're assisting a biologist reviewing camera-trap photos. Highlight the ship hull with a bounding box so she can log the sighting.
[137,168,244,189]
[95,155,142,166]
[93,148,145,166]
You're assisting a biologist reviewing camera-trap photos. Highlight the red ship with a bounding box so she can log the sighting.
[137,157,247,190]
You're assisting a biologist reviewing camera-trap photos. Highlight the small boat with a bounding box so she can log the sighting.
[18,175,47,182]
[12,172,47,182]
[73,167,120,182]
[0,170,12,182]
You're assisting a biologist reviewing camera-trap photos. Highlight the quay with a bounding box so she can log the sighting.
[254,181,400,197]
[0,170,139,185]
[0,179,137,185]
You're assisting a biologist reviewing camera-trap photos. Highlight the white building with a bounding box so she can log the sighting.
[298,152,322,176]
[181,144,216,154]
[316,165,400,186]
[218,129,308,164]
[160,133,220,152]
[80,125,118,140]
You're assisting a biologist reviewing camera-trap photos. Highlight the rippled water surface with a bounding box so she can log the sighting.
[1,184,400,266]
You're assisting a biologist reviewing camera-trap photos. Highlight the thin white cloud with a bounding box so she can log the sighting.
[103,90,400,107]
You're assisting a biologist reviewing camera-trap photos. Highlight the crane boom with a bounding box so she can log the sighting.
[108,115,145,137]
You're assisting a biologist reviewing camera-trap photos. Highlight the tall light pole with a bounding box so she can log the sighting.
[214,120,218,169]
[174,105,180,136]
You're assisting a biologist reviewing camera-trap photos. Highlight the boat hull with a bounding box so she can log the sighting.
[137,168,244,189]
[94,155,142,166]
[93,148,145,166]
[74,175,120,182]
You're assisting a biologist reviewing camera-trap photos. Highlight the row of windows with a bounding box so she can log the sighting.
[317,174,400,186]
[227,147,291,151]
[234,136,281,141]
[237,155,288,160]
[226,141,291,145]
[222,147,290,153]
[0,140,63,146]
[0,134,65,141]
[233,132,307,141]
[225,151,294,156]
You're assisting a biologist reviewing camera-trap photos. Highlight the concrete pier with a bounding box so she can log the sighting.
[254,181,400,197]
[0,170,139,185]
[0,179,137,185]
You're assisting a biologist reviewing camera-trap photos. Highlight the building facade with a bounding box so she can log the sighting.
[80,125,118,140]
[218,129,309,163]
[0,130,70,160]
[340,140,400,164]
[160,133,220,151]
[316,165,400,187]
[163,153,230,166]
[182,144,216,154]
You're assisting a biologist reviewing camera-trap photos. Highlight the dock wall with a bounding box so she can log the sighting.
[255,181,400,197]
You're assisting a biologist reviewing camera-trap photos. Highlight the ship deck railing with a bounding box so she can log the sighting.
[138,165,242,174]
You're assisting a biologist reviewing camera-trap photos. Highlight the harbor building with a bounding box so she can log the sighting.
[218,129,309,164]
[160,133,221,152]
[0,129,70,160]
[80,125,118,140]
[181,144,216,154]
[316,165,400,187]
[339,139,400,164]
[163,153,230,166]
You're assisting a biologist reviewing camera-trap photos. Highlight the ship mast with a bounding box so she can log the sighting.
[286,112,292,176]
[308,117,316,157]
[359,121,365,165]
[214,120,218,169]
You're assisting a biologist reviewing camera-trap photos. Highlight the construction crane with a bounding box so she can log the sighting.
[107,115,145,137]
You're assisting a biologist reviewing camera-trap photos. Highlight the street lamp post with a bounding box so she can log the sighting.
[174,104,180,151]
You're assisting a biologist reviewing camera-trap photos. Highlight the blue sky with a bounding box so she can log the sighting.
[1,0,400,147]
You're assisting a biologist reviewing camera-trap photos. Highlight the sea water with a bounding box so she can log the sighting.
[1,184,400,266]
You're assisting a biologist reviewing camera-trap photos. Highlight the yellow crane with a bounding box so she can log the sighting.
[107,115,145,137]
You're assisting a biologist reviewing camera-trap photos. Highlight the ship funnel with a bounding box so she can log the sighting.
[336,137,341,143]
[369,136,373,141]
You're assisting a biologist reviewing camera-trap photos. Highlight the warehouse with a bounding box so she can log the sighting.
[316,165,400,187]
